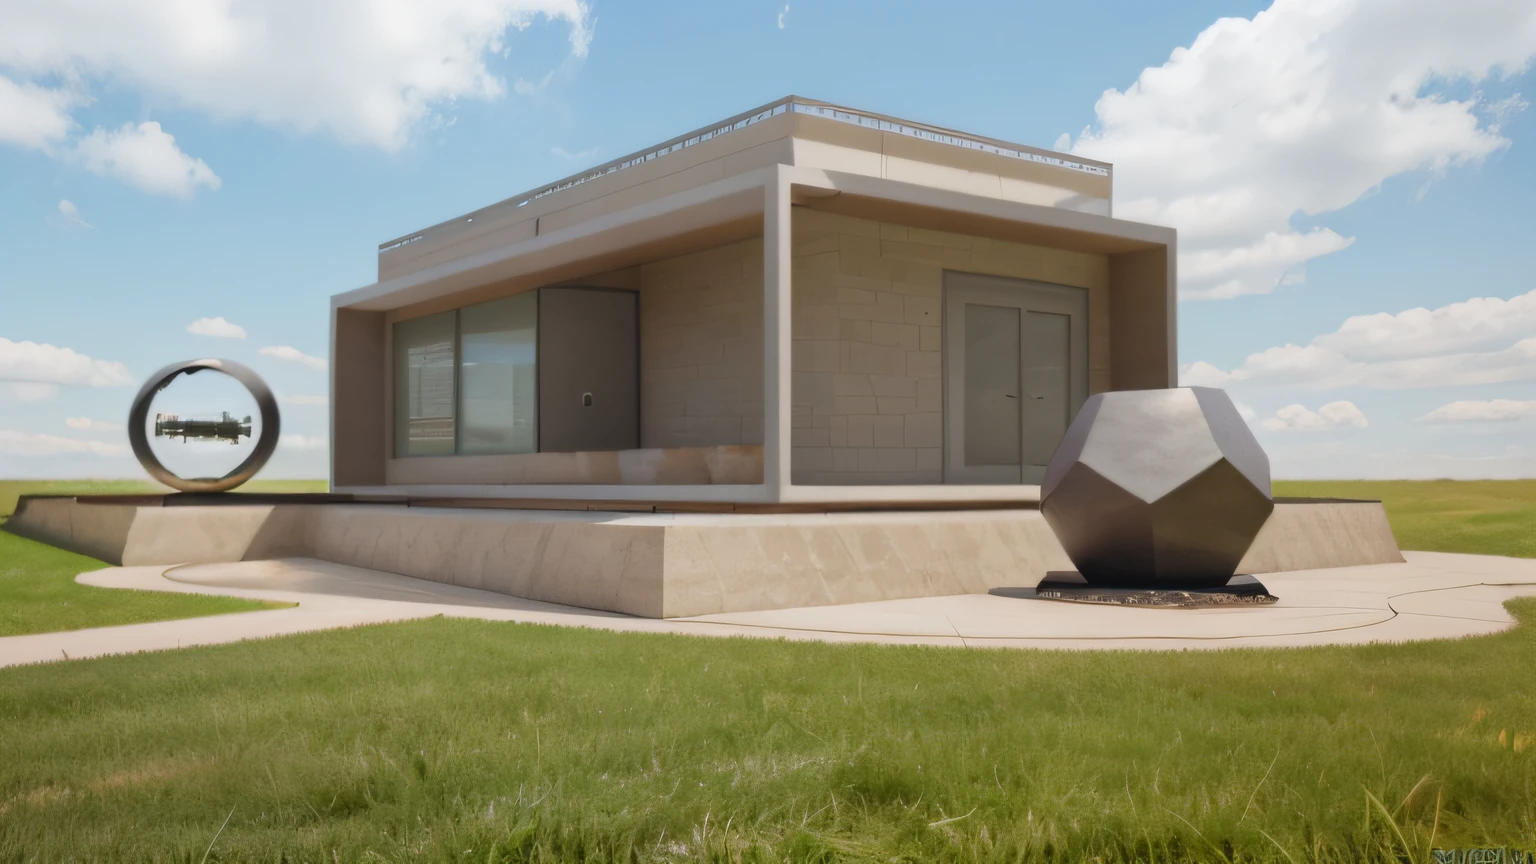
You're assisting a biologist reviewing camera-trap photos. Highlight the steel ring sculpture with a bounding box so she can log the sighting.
[127,358,281,493]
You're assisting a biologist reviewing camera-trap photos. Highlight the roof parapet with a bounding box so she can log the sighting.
[379,96,1110,253]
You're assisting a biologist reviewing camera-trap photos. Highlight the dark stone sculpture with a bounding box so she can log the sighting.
[1040,387,1273,588]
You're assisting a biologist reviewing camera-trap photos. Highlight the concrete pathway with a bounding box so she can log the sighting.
[2,551,1535,668]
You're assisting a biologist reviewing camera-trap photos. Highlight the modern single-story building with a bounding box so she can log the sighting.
[328,97,1177,507]
[7,99,1403,619]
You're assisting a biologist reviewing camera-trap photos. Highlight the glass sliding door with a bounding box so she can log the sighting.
[458,293,538,455]
[392,311,457,457]
[389,286,634,460]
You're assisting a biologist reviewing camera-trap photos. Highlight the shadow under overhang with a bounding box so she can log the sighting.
[339,181,767,314]
[797,187,1167,255]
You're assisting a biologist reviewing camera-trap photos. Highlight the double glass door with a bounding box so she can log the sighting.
[943,272,1088,484]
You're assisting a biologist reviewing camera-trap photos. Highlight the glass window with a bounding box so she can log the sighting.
[458,293,538,455]
[393,311,457,457]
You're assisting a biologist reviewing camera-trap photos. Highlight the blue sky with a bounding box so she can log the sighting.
[2,0,1534,479]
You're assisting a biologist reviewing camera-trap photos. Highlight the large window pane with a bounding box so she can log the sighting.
[458,293,538,455]
[393,311,456,457]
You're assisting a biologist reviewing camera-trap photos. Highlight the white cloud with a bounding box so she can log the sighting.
[259,345,327,371]
[0,429,128,457]
[74,122,221,199]
[1419,399,1536,423]
[778,4,790,29]
[550,144,598,160]
[1314,290,1536,361]
[1487,93,1531,130]
[0,337,133,387]
[186,316,247,339]
[1262,401,1369,431]
[53,198,92,229]
[0,75,78,151]
[1265,440,1536,480]
[8,383,58,402]
[0,0,593,154]
[1064,0,1536,299]
[513,70,556,96]
[280,433,328,449]
[1234,400,1257,422]
[1182,288,1536,390]
[1186,337,1536,390]
[65,416,120,431]
[285,394,328,406]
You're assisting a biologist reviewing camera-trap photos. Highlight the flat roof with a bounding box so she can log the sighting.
[378,96,1113,253]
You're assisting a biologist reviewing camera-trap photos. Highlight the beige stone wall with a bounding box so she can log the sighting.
[638,237,765,449]
[6,499,1406,619]
[790,207,1111,485]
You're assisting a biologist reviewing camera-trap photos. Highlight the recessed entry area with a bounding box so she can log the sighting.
[392,286,639,458]
[943,271,1088,485]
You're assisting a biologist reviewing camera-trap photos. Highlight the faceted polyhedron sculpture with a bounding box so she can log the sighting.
[1040,387,1273,588]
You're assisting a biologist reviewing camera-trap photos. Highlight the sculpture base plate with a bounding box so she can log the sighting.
[997,572,1278,608]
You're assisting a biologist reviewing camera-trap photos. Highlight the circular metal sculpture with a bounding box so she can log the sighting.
[127,358,281,493]
[1040,387,1273,589]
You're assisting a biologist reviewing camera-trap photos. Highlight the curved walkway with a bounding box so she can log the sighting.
[1,551,1534,667]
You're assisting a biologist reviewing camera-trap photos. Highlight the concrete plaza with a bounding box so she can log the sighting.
[2,550,1534,668]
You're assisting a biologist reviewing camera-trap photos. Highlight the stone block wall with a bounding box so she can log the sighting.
[790,207,1111,485]
[638,237,765,449]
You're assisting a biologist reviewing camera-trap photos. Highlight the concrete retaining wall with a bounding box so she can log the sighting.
[1238,500,1404,574]
[6,497,1402,618]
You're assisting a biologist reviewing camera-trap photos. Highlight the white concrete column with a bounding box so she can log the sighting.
[327,301,339,490]
[761,167,793,500]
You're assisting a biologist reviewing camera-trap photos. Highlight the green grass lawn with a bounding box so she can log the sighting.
[1274,479,1536,559]
[0,605,1531,862]
[0,477,330,518]
[0,478,1531,861]
[0,531,285,638]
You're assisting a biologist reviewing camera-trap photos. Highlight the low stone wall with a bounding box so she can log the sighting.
[6,497,1403,618]
[1238,500,1404,573]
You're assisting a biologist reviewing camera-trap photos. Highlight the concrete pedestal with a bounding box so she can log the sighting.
[5,496,1403,619]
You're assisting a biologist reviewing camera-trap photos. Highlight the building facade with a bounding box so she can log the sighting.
[329,97,1177,508]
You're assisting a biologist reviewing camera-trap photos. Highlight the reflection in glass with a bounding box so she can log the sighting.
[393,311,457,456]
[458,293,538,455]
